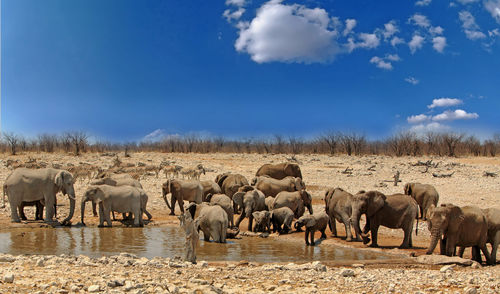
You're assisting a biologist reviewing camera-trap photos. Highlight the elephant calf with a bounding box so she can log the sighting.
[294,212,329,246]
[206,193,234,227]
[252,211,271,233]
[187,203,228,243]
[271,207,294,234]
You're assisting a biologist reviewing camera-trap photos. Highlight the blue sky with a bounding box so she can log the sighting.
[2,0,499,142]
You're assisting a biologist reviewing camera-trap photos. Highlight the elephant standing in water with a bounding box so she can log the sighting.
[187,203,228,243]
[3,168,76,225]
[324,187,360,242]
[426,204,493,265]
[255,162,302,179]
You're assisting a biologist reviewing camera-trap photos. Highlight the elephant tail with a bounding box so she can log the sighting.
[2,184,6,208]
[415,213,419,236]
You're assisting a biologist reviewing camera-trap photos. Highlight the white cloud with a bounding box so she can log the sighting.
[409,35,425,54]
[370,56,392,70]
[429,26,444,35]
[489,28,500,37]
[369,54,401,70]
[408,114,430,124]
[343,19,357,36]
[432,36,447,52]
[226,0,246,7]
[405,76,420,85]
[416,0,432,6]
[143,129,168,142]
[459,10,487,40]
[223,8,245,22]
[456,0,479,3]
[410,122,450,133]
[409,13,431,28]
[382,21,399,40]
[391,36,405,46]
[428,98,463,108]
[235,2,340,63]
[358,33,381,48]
[485,0,500,23]
[432,109,479,121]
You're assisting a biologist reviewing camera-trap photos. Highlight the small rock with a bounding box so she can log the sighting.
[352,263,365,269]
[340,269,355,277]
[440,264,455,273]
[88,285,100,293]
[470,261,481,269]
[199,261,208,268]
[238,260,249,266]
[464,287,477,294]
[267,285,277,291]
[3,273,14,283]
[36,259,45,267]
[124,281,135,291]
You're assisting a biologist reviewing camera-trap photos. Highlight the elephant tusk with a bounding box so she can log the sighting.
[68,194,76,200]
[360,231,370,238]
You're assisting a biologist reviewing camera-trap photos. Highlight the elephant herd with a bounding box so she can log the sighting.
[2,162,499,265]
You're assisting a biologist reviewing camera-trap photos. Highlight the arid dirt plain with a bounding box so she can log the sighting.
[0,152,498,293]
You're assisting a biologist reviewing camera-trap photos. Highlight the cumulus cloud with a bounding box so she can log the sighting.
[343,19,357,36]
[410,122,450,133]
[226,0,246,7]
[427,98,463,108]
[409,35,425,54]
[456,0,479,3]
[416,0,432,6]
[429,26,444,35]
[391,36,405,46]
[432,109,479,121]
[408,13,431,28]
[408,114,430,124]
[235,1,340,63]
[369,54,401,70]
[382,21,399,40]
[484,0,500,23]
[489,28,500,37]
[432,36,447,52]
[459,10,486,40]
[405,76,420,85]
[223,8,245,22]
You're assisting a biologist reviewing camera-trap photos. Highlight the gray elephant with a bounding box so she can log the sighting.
[187,203,228,243]
[324,187,360,242]
[81,185,144,227]
[255,162,302,179]
[3,168,76,224]
[19,200,46,221]
[89,175,143,218]
[352,191,418,249]
[162,179,203,215]
[294,212,329,246]
[201,181,222,202]
[233,188,267,231]
[270,207,294,234]
[404,183,439,220]
[426,204,493,264]
[458,207,500,264]
[252,211,271,233]
[206,193,234,227]
[265,196,274,211]
[271,190,313,219]
[251,176,305,197]
[215,173,249,213]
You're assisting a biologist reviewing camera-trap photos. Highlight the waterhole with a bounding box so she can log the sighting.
[0,227,397,262]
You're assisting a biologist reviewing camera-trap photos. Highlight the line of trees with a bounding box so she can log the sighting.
[1,131,499,157]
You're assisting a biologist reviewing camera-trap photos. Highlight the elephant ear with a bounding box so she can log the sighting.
[251,177,258,186]
[215,174,229,187]
[206,193,213,202]
[186,203,197,219]
[92,187,105,204]
[232,192,245,208]
[284,163,295,176]
[366,191,387,217]
[447,205,465,226]
[55,171,65,190]
[294,178,305,191]
[300,190,312,205]
[305,216,316,228]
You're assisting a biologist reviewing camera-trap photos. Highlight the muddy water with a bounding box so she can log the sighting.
[0,227,397,262]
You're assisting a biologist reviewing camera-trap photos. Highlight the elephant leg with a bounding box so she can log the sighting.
[419,206,424,220]
[98,204,105,227]
[133,209,141,227]
[18,203,28,221]
[10,202,21,223]
[202,228,211,242]
[457,246,465,258]
[178,198,185,215]
[92,202,98,217]
[103,205,112,227]
[310,229,316,246]
[320,228,327,239]
[144,209,152,221]
[305,228,310,246]
[400,227,412,249]
[235,209,246,228]
[330,216,337,237]
[43,195,55,222]
[369,225,379,247]
[445,237,456,257]
[342,215,354,241]
[35,202,44,221]
[440,237,447,255]
[247,213,254,232]
[169,195,176,215]
[471,246,482,263]
[492,232,499,264]
[479,244,493,265]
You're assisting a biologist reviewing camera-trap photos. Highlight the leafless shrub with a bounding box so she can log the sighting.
[3,132,20,155]
[441,133,465,157]
[320,131,338,155]
[63,131,88,156]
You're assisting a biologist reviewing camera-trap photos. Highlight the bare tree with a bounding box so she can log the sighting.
[64,131,89,156]
[273,135,285,154]
[37,133,58,153]
[464,136,481,156]
[441,133,464,157]
[320,132,338,155]
[339,133,353,156]
[3,132,20,155]
[288,136,303,154]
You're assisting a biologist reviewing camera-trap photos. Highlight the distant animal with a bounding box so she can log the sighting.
[181,164,205,180]
[252,211,272,233]
[294,212,329,246]
[404,183,439,220]
[255,162,302,179]
[162,165,183,179]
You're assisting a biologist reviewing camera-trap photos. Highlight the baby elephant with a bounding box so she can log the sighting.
[252,211,271,233]
[294,212,329,246]
[271,207,294,234]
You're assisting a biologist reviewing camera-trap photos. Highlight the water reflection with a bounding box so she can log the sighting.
[0,228,396,262]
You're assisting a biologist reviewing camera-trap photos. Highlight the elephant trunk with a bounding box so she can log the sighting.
[162,189,172,210]
[80,199,86,226]
[352,211,363,239]
[426,227,441,255]
[307,204,313,215]
[61,194,75,226]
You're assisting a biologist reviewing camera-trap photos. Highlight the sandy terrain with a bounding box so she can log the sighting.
[0,152,499,293]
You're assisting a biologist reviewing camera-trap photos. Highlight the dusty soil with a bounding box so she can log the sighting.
[0,152,499,293]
